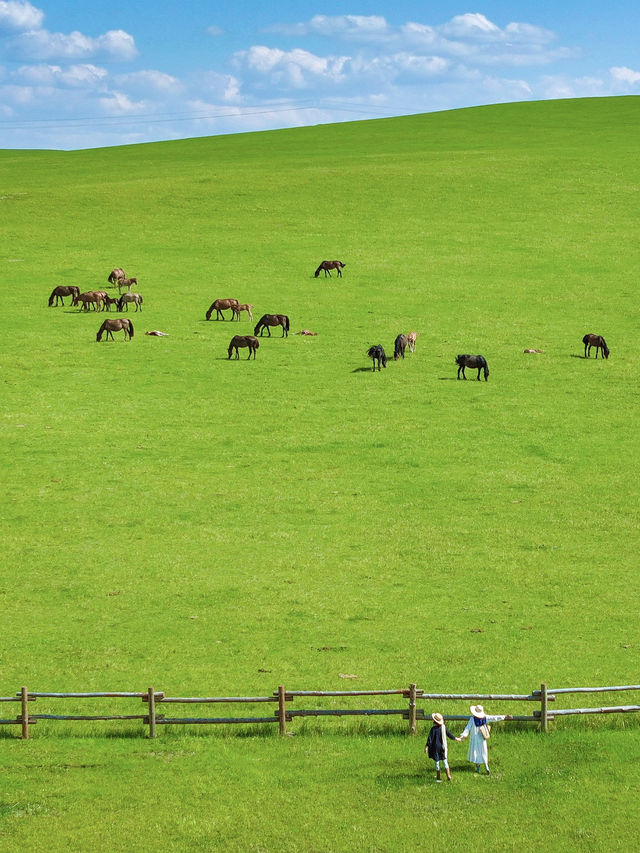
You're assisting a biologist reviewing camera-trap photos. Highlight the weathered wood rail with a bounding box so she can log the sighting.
[1,682,638,739]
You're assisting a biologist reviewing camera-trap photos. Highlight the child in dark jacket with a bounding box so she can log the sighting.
[425,712,458,781]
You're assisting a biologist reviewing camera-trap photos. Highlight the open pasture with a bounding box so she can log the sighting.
[1,97,639,849]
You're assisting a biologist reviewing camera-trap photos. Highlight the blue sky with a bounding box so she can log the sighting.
[1,1,639,149]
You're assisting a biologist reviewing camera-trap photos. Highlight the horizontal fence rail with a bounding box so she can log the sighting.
[1,682,638,739]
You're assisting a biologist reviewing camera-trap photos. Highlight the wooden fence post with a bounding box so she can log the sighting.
[147,686,156,738]
[20,686,29,740]
[540,682,548,733]
[408,683,417,735]
[278,685,287,735]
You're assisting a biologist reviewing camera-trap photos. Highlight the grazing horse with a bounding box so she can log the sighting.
[394,334,409,360]
[315,260,345,278]
[48,285,80,307]
[235,303,254,321]
[228,335,260,360]
[456,354,489,381]
[367,345,387,371]
[254,313,290,337]
[73,291,103,311]
[206,298,239,321]
[407,331,417,353]
[582,334,609,359]
[108,268,126,285]
[102,294,120,311]
[96,318,134,341]
[116,277,138,293]
[118,292,143,312]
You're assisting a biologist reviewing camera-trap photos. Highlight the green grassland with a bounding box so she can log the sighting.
[1,97,639,850]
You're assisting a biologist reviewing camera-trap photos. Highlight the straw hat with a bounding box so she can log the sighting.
[431,712,444,725]
[470,704,485,718]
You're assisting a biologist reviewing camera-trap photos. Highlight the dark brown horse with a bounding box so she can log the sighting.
[206,298,239,321]
[582,334,609,359]
[394,334,409,360]
[48,285,80,306]
[102,294,120,311]
[456,354,489,381]
[367,345,387,371]
[254,314,290,337]
[96,318,134,341]
[315,260,345,278]
[108,268,126,285]
[228,335,260,359]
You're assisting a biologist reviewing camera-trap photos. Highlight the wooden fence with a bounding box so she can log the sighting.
[1,682,639,739]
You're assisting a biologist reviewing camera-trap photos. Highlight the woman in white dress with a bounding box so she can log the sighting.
[457,704,513,774]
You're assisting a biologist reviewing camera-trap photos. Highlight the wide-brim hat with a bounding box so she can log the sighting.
[470,704,485,718]
[431,712,444,725]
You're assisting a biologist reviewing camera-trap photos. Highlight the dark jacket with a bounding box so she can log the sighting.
[426,723,456,760]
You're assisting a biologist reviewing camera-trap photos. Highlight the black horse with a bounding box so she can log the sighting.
[254,314,289,337]
[394,334,408,360]
[456,354,489,381]
[582,334,609,359]
[367,345,387,371]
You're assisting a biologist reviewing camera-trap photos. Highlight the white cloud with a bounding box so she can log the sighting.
[206,25,224,37]
[7,27,137,61]
[234,46,349,88]
[610,66,640,85]
[14,62,107,87]
[0,0,43,31]
[115,69,183,95]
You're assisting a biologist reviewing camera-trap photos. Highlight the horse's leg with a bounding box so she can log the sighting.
[477,368,481,380]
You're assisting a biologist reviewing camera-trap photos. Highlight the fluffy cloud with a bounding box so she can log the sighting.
[0,1,137,61]
[234,46,349,88]
[610,66,640,85]
[7,28,137,61]
[0,0,43,31]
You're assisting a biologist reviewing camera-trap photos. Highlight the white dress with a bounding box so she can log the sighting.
[459,716,506,764]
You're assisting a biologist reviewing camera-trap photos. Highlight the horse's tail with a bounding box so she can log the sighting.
[128,321,134,339]
[314,264,323,278]
[284,315,290,331]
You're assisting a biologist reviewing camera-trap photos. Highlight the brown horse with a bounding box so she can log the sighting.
[108,268,126,285]
[314,260,345,278]
[102,294,120,311]
[118,292,143,312]
[116,277,138,293]
[74,291,103,311]
[254,313,290,337]
[97,318,134,341]
[48,285,80,306]
[407,331,417,353]
[206,298,239,321]
[228,334,260,359]
[456,354,489,381]
[582,334,609,359]
[394,334,409,360]
[235,303,254,321]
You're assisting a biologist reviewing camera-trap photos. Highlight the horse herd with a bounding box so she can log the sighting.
[47,264,611,373]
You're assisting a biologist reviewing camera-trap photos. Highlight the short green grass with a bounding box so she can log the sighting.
[1,96,639,850]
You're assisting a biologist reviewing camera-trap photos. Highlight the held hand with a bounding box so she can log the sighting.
[455,737,462,742]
